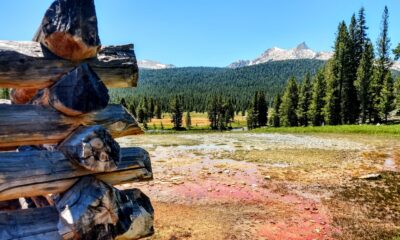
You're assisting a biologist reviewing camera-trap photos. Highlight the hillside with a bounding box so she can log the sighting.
[111,59,325,112]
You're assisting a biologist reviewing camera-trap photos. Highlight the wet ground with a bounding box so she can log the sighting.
[117,133,400,240]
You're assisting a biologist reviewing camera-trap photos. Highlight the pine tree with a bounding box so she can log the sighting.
[325,22,352,125]
[279,77,299,127]
[185,112,192,129]
[247,109,258,130]
[356,7,369,59]
[355,41,374,123]
[269,93,282,127]
[208,96,219,130]
[309,70,326,126]
[155,101,162,119]
[120,98,128,109]
[170,96,184,130]
[129,104,137,118]
[395,76,400,113]
[0,89,9,99]
[257,92,268,126]
[149,98,155,119]
[137,107,146,124]
[372,6,392,123]
[379,71,395,122]
[297,73,312,126]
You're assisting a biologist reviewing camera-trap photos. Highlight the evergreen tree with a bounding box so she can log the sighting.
[325,23,352,125]
[395,76,400,113]
[279,77,299,127]
[208,96,219,130]
[297,73,312,126]
[185,112,192,129]
[160,121,164,130]
[372,6,392,123]
[120,98,128,109]
[342,20,359,124]
[155,101,162,119]
[309,70,326,126]
[379,71,395,122]
[356,7,369,59]
[257,92,268,126]
[269,93,282,127]
[0,89,9,99]
[129,104,137,118]
[170,96,184,130]
[137,107,146,124]
[149,98,155,119]
[247,109,258,130]
[355,41,374,123]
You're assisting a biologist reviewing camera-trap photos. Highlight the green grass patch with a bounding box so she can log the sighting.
[251,124,400,136]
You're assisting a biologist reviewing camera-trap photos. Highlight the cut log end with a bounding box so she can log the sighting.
[58,126,120,172]
[30,63,110,116]
[43,32,101,61]
[56,177,154,240]
[10,88,39,104]
[34,0,101,61]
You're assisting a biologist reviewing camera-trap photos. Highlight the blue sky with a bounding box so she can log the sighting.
[0,0,399,67]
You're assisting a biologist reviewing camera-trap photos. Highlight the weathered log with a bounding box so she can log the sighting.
[0,206,61,240]
[0,41,138,88]
[34,0,101,61]
[0,186,154,240]
[58,126,120,172]
[0,104,142,148]
[0,199,21,211]
[31,63,109,116]
[56,177,154,239]
[0,147,152,201]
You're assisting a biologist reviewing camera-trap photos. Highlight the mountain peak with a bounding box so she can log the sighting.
[228,43,333,68]
[138,60,175,69]
[295,42,309,50]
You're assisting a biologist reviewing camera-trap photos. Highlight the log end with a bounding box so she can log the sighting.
[34,0,101,61]
[43,32,100,61]
[10,88,39,104]
[48,63,109,116]
[58,126,120,172]
[56,177,154,239]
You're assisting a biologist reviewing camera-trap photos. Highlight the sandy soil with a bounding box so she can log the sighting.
[117,133,400,240]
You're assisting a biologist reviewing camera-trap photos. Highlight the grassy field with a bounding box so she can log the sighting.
[146,112,400,137]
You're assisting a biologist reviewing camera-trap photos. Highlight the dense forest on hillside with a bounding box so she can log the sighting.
[110,59,325,112]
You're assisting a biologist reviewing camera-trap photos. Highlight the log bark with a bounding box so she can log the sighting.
[34,0,101,61]
[0,41,138,88]
[0,206,61,240]
[58,126,120,172]
[31,63,109,116]
[56,177,154,240]
[0,148,152,201]
[0,104,143,148]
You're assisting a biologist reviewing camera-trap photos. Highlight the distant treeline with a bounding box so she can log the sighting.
[110,59,324,113]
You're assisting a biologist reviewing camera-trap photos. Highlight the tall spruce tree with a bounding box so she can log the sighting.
[170,95,184,130]
[356,7,369,59]
[185,112,192,129]
[355,41,374,123]
[325,27,344,125]
[208,96,219,130]
[279,77,299,127]
[297,73,312,126]
[129,104,137,118]
[379,71,395,122]
[309,70,326,126]
[257,92,268,126]
[372,6,392,123]
[269,93,282,127]
[395,76,400,113]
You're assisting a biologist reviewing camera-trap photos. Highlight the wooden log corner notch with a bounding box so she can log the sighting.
[58,125,121,172]
[56,176,154,240]
[34,0,101,61]
[31,63,109,116]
